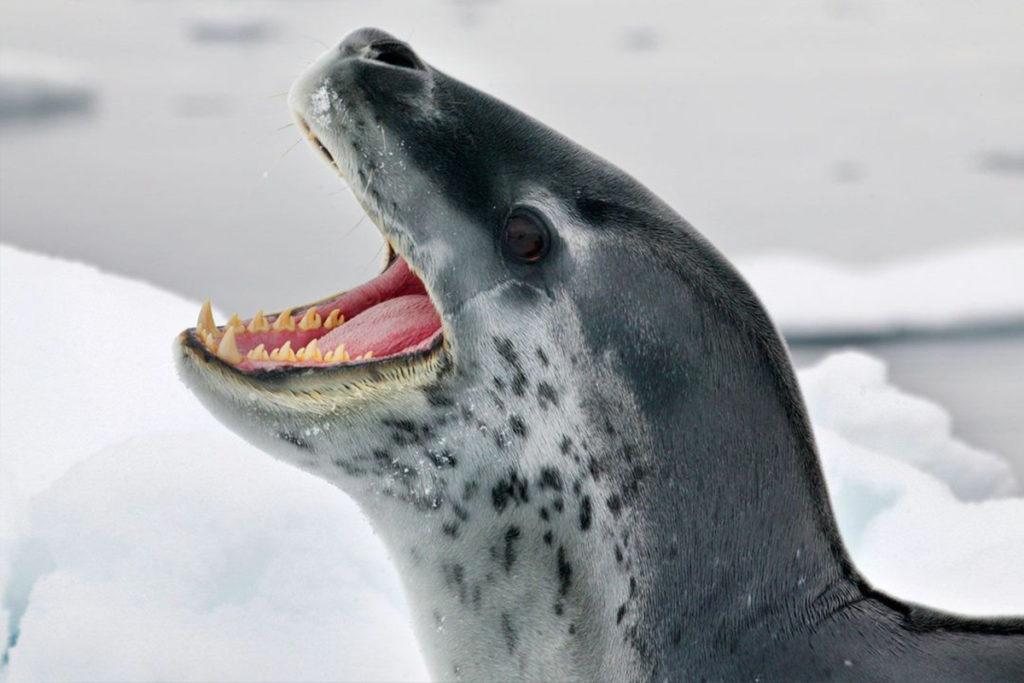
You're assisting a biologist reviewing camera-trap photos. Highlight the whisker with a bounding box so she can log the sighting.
[300,34,331,50]
[261,136,305,179]
[343,214,366,239]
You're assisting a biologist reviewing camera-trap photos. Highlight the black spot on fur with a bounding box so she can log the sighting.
[557,546,572,596]
[559,436,573,455]
[504,526,520,572]
[493,376,506,392]
[462,480,479,501]
[536,347,550,366]
[554,602,563,616]
[614,544,623,564]
[616,604,627,624]
[569,623,576,635]
[543,530,553,545]
[452,503,469,522]
[537,381,559,409]
[492,469,529,512]
[579,496,592,531]
[607,494,622,517]
[444,561,468,602]
[509,414,527,438]
[494,337,518,367]
[539,507,549,521]
[510,371,528,397]
[501,613,517,654]
[424,386,454,407]
[629,576,637,598]
[538,467,563,492]
[277,432,311,450]
[442,522,459,538]
[553,498,564,513]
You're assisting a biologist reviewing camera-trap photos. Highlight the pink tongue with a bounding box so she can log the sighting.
[318,295,441,357]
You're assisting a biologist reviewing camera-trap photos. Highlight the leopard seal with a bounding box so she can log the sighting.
[176,27,1024,681]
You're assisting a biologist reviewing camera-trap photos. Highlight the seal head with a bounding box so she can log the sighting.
[177,28,1023,682]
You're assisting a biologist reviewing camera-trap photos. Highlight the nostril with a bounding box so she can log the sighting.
[368,41,422,70]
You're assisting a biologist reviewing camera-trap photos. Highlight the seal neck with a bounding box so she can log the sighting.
[616,305,861,673]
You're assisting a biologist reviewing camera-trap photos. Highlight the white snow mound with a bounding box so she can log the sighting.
[737,242,1024,339]
[1,245,1021,680]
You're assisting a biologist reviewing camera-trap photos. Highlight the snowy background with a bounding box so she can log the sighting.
[1,0,1022,680]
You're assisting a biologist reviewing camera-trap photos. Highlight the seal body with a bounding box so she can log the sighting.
[177,28,1024,681]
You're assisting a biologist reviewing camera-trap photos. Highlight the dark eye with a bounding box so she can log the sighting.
[502,210,550,264]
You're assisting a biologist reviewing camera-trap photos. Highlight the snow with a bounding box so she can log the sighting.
[736,242,1024,340]
[1,245,1021,680]
[0,53,94,122]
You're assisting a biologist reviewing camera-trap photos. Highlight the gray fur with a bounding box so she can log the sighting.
[177,28,1024,682]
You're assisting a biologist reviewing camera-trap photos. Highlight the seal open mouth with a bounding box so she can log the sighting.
[182,126,444,377]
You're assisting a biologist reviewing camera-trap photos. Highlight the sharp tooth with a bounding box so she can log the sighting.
[269,346,281,361]
[279,340,296,361]
[216,326,243,364]
[304,338,323,362]
[326,344,349,363]
[227,313,245,333]
[247,343,268,361]
[273,308,295,331]
[248,310,270,333]
[323,310,344,329]
[197,300,216,334]
[201,330,217,351]
[298,309,322,331]
[363,350,374,360]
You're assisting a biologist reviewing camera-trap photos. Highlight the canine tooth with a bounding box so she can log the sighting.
[227,313,245,333]
[248,310,270,333]
[273,309,295,331]
[323,310,344,329]
[216,326,243,364]
[197,300,216,333]
[298,309,322,331]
